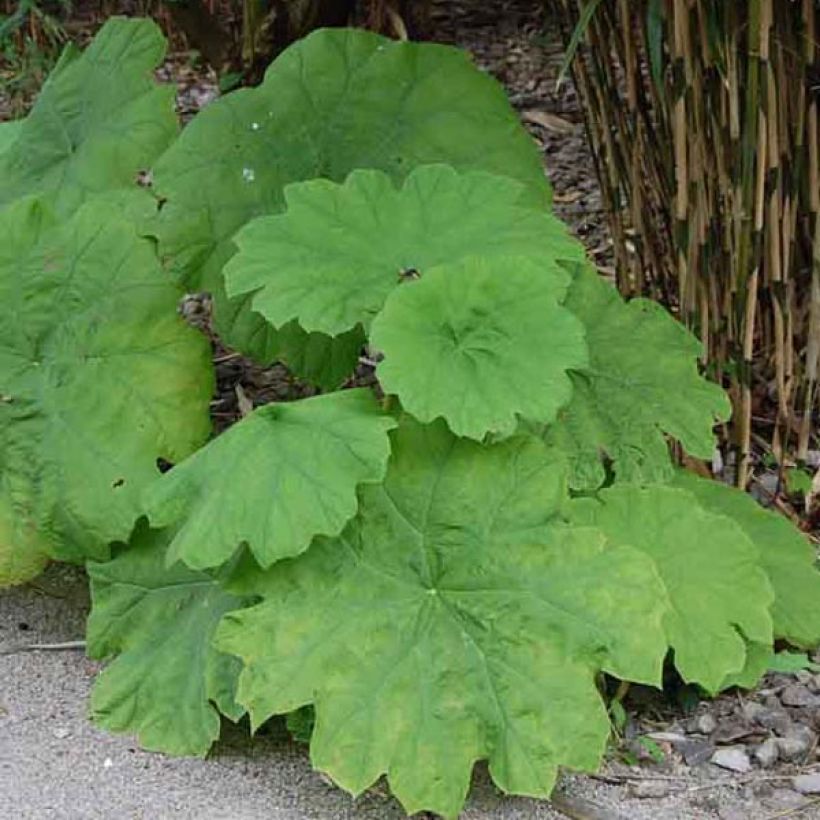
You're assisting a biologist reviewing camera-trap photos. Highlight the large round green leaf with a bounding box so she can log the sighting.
[225,165,580,336]
[216,419,669,818]
[0,196,213,575]
[0,484,49,587]
[548,264,731,489]
[0,18,177,215]
[87,524,250,756]
[0,121,22,158]
[149,30,551,296]
[569,484,774,692]
[371,257,588,439]
[672,470,820,648]
[144,389,397,570]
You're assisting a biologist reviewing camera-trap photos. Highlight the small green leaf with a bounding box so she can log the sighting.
[609,699,627,733]
[371,256,588,439]
[570,484,774,693]
[215,419,669,818]
[87,524,250,756]
[786,467,813,496]
[285,705,315,744]
[767,651,820,675]
[636,736,665,765]
[0,18,177,214]
[144,389,397,570]
[225,165,582,337]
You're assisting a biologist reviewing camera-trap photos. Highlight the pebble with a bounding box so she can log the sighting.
[742,701,767,723]
[766,788,809,811]
[51,726,71,740]
[718,808,751,820]
[792,774,820,795]
[753,705,793,736]
[629,780,671,799]
[775,728,815,761]
[692,713,718,735]
[676,738,715,767]
[710,747,752,773]
[780,684,818,708]
[753,738,779,768]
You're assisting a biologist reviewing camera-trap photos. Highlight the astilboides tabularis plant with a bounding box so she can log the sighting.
[2,17,820,819]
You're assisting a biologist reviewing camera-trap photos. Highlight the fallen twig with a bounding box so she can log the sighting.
[763,796,820,819]
[0,640,86,655]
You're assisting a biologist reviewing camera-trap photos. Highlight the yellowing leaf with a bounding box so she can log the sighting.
[215,420,669,818]
[0,196,213,574]
[570,484,774,692]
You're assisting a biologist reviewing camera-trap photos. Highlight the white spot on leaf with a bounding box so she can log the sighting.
[242,167,256,183]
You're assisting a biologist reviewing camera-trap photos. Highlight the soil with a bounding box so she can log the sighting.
[3,2,820,819]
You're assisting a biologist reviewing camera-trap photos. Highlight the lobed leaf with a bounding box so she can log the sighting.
[672,470,820,648]
[569,484,774,692]
[0,482,50,586]
[149,30,551,293]
[549,264,731,489]
[225,165,581,337]
[144,389,397,570]
[216,419,669,818]
[0,18,177,215]
[0,195,213,575]
[87,524,249,756]
[0,121,22,157]
[371,257,588,439]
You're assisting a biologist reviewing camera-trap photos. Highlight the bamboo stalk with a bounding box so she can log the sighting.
[549,0,820,483]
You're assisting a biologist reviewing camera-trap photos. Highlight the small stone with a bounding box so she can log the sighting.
[712,718,756,744]
[792,774,820,795]
[677,738,715,767]
[755,706,793,736]
[781,684,818,708]
[629,781,671,799]
[693,713,718,735]
[753,738,779,768]
[775,726,815,761]
[742,701,767,723]
[51,726,71,740]
[710,747,752,773]
[718,808,750,820]
[646,731,687,742]
[766,788,809,812]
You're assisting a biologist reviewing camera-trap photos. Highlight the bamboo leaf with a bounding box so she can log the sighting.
[557,0,606,90]
[647,0,666,99]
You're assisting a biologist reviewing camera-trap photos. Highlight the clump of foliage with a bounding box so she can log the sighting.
[2,17,820,819]
[1,0,69,115]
